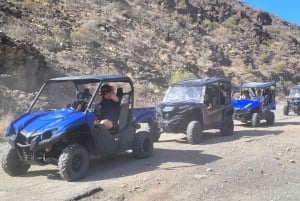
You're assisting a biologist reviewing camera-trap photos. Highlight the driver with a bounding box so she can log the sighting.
[95,84,121,130]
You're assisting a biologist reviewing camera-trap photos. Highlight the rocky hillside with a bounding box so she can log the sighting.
[1,0,300,114]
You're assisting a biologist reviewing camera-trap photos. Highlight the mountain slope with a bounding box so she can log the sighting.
[1,0,300,113]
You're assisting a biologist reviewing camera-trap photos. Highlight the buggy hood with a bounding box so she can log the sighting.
[231,99,260,110]
[5,108,93,138]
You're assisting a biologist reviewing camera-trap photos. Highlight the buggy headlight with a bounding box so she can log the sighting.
[42,129,58,140]
[178,105,189,110]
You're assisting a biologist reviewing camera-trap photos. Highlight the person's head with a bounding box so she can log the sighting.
[77,91,85,101]
[84,88,90,95]
[257,89,262,95]
[100,84,113,96]
[241,90,249,98]
[83,88,91,100]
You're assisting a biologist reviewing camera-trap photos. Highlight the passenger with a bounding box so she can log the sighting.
[239,90,250,99]
[83,88,92,101]
[204,91,213,110]
[95,84,121,130]
[255,89,265,103]
[219,85,227,105]
[255,89,265,112]
[72,92,87,112]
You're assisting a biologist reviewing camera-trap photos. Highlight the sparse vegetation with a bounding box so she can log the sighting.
[272,60,286,72]
[223,16,237,29]
[1,0,300,114]
[0,112,14,141]
[169,71,197,84]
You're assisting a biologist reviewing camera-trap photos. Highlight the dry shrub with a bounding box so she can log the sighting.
[0,112,15,141]
[169,71,197,84]
[71,27,93,42]
[23,0,54,9]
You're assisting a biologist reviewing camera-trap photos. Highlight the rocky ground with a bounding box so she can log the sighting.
[0,105,299,201]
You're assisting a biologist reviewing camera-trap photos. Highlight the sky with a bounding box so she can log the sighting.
[242,0,300,27]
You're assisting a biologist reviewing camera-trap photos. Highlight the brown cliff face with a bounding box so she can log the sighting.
[1,0,300,113]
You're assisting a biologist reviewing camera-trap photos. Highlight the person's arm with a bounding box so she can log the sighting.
[207,102,213,110]
[106,91,119,102]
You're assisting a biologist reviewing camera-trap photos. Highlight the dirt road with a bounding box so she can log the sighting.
[0,105,299,201]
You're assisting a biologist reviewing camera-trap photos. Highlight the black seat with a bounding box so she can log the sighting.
[118,93,130,130]
[109,88,130,134]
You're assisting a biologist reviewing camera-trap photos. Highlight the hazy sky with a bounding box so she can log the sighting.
[242,0,300,26]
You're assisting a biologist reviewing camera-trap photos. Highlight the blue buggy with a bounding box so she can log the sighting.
[1,75,153,181]
[231,82,276,127]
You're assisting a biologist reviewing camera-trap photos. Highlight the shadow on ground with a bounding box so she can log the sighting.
[12,146,221,182]
[82,147,222,182]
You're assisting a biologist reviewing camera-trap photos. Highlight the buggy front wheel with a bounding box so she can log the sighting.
[186,121,203,144]
[251,113,260,127]
[283,105,289,116]
[2,147,31,176]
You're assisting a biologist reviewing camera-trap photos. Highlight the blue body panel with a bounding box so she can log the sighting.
[132,107,156,123]
[5,109,96,139]
[5,106,154,139]
[231,99,260,110]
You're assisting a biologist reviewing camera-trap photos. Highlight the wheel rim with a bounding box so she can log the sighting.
[72,155,83,171]
[143,138,152,153]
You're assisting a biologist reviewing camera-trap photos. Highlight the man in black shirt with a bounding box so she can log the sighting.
[95,84,121,130]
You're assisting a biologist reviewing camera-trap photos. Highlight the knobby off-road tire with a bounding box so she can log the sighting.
[220,116,234,136]
[149,122,161,142]
[251,113,260,127]
[132,131,153,159]
[283,105,289,116]
[186,121,203,144]
[58,144,89,182]
[139,122,161,142]
[266,111,275,125]
[1,147,31,176]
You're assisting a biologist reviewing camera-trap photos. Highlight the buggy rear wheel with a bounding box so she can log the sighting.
[132,131,153,159]
[1,147,31,176]
[220,116,234,136]
[283,105,289,116]
[186,121,203,144]
[150,122,161,142]
[266,111,275,125]
[142,122,161,142]
[58,144,89,181]
[251,113,260,127]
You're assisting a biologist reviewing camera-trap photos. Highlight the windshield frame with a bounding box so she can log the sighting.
[289,87,300,98]
[162,85,205,104]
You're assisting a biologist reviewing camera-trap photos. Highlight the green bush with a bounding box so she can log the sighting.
[224,17,237,29]
[169,71,197,84]
[272,60,286,72]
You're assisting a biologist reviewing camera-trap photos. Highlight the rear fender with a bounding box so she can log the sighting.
[133,107,156,124]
